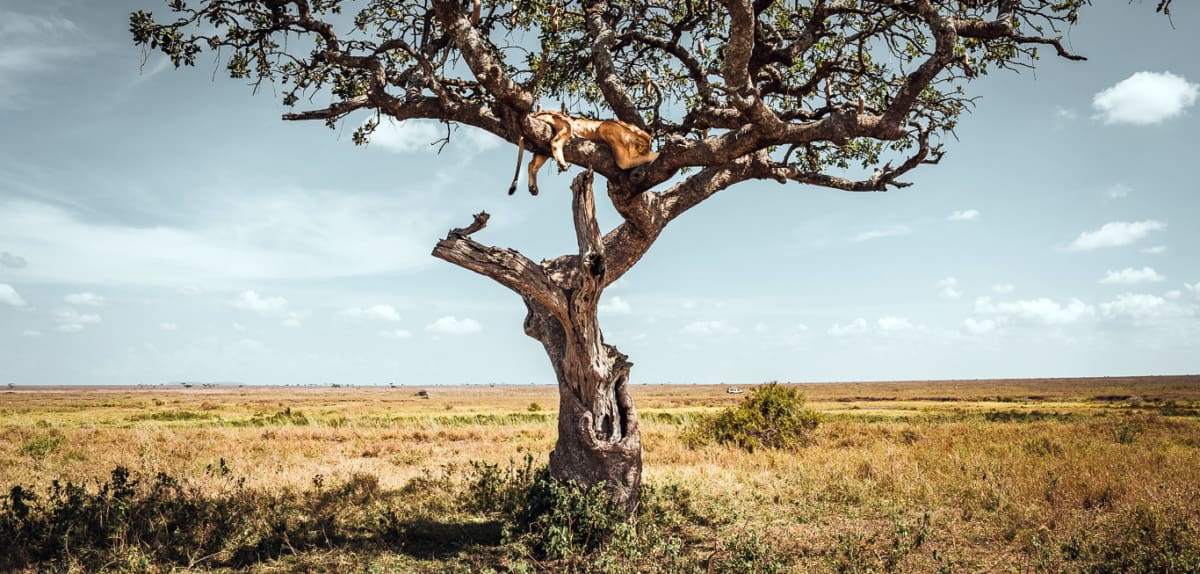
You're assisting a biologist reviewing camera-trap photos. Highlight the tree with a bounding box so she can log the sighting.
[131,0,1122,514]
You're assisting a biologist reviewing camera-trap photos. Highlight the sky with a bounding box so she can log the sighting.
[1,2,1198,386]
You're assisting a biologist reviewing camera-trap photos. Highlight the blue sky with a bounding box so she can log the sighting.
[1,2,1198,386]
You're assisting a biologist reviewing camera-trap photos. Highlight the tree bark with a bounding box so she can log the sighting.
[431,171,642,514]
[525,299,642,514]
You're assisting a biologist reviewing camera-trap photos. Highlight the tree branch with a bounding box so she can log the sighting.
[431,0,533,113]
[571,170,606,293]
[584,1,646,129]
[432,213,565,316]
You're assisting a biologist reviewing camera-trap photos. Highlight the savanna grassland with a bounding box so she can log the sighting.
[2,376,1199,573]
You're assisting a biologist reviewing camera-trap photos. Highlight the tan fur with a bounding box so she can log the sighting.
[509,110,659,196]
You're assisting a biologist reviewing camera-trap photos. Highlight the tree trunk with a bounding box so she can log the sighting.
[431,170,644,515]
[524,299,642,514]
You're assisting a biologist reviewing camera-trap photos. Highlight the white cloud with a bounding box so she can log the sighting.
[851,225,911,242]
[281,311,308,328]
[937,277,961,299]
[877,316,913,332]
[1142,245,1167,255]
[1099,267,1165,285]
[1165,290,1182,300]
[992,284,1015,294]
[21,329,42,338]
[1054,106,1078,121]
[54,308,101,325]
[159,322,178,331]
[379,329,413,339]
[51,308,103,334]
[1093,71,1199,125]
[1105,184,1131,200]
[828,318,868,337]
[1100,293,1179,323]
[680,320,739,337]
[368,117,502,154]
[0,283,26,307]
[974,296,1094,325]
[947,209,979,222]
[599,296,632,316]
[0,192,445,285]
[64,292,105,306]
[340,304,402,322]
[1186,282,1200,299]
[232,291,307,327]
[232,322,246,332]
[0,251,27,269]
[232,291,289,315]
[426,316,482,335]
[963,318,996,335]
[1067,220,1166,251]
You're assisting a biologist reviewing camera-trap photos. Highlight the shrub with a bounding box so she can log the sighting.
[684,382,819,451]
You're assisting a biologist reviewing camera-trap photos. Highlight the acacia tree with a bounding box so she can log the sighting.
[133,0,1114,513]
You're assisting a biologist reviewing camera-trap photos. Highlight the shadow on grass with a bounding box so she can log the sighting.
[396,517,504,559]
[0,466,509,571]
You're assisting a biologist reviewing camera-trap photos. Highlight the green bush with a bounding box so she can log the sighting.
[684,382,820,451]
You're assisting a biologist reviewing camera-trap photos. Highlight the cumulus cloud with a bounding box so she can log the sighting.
[947,209,979,222]
[992,284,1015,294]
[53,308,101,333]
[232,291,289,315]
[1142,245,1167,255]
[599,296,632,316]
[0,251,27,269]
[877,316,914,333]
[64,292,105,306]
[937,277,961,299]
[828,318,868,337]
[851,225,912,242]
[426,316,482,335]
[367,117,502,154]
[974,296,1094,325]
[1099,267,1165,285]
[1099,293,1185,323]
[0,283,26,307]
[340,304,402,322]
[963,318,996,335]
[1067,220,1166,251]
[680,320,739,337]
[232,291,307,327]
[1092,71,1199,125]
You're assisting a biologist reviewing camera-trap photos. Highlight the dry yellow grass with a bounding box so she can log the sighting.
[2,376,1198,572]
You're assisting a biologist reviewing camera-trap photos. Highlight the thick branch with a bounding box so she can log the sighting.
[572,170,606,292]
[584,1,645,128]
[880,0,958,132]
[431,0,533,112]
[432,214,564,316]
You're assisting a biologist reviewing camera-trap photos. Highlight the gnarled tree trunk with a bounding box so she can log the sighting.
[525,299,642,513]
[432,171,643,512]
